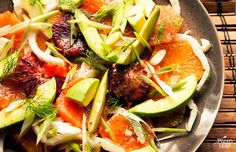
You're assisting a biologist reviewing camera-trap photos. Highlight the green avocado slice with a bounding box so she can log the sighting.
[0,100,29,130]
[65,78,100,107]
[116,5,160,65]
[0,78,56,130]
[128,75,197,117]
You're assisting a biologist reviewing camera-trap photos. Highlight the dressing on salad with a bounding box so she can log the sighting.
[0,0,211,151]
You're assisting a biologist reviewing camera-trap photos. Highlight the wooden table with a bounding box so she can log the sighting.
[197,0,236,151]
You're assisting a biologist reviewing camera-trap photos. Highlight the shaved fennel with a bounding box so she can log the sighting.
[175,34,210,91]
[96,138,125,152]
[150,49,166,66]
[45,0,59,12]
[0,25,11,37]
[0,37,13,61]
[200,39,212,53]
[28,32,65,66]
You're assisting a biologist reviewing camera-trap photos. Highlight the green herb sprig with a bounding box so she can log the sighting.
[27,99,57,119]
[74,49,108,71]
[107,94,123,112]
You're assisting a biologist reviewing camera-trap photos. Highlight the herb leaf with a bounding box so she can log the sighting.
[27,78,57,118]
[46,42,72,66]
[147,80,187,97]
[140,74,167,97]
[156,64,178,75]
[62,65,77,89]
[127,117,146,144]
[101,117,115,141]
[0,51,20,82]
[133,47,141,65]
[106,39,136,62]
[152,127,187,133]
[27,99,57,118]
[107,94,123,113]
[74,49,107,71]
[70,16,77,46]
[134,32,153,52]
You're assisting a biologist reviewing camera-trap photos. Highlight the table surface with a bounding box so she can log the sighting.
[197,0,236,152]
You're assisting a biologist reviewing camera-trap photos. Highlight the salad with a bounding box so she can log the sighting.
[0,0,212,151]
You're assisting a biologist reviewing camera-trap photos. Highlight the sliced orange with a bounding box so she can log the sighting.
[0,80,24,110]
[0,11,21,27]
[153,41,204,83]
[55,78,85,128]
[36,32,48,51]
[99,114,149,151]
[149,5,183,46]
[80,0,106,14]
[0,11,23,49]
[48,12,65,24]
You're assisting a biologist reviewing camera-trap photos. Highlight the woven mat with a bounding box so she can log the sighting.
[198,0,236,151]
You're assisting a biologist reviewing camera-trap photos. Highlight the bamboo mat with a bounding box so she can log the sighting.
[197,0,236,151]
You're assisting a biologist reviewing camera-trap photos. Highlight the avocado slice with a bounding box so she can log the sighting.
[88,70,108,133]
[0,78,57,130]
[74,9,108,60]
[20,0,52,38]
[33,77,57,104]
[116,5,160,65]
[127,5,146,33]
[128,75,197,117]
[135,0,155,17]
[0,100,30,130]
[65,78,100,107]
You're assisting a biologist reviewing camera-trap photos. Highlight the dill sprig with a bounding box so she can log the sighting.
[127,117,150,144]
[0,51,20,82]
[107,94,123,112]
[27,99,57,118]
[74,49,108,71]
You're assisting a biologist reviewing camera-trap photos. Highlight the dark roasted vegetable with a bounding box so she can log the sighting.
[109,61,151,102]
[52,13,88,58]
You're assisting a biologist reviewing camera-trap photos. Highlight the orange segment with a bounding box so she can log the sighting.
[0,11,21,27]
[80,0,106,14]
[149,6,183,45]
[0,11,23,49]
[99,115,149,151]
[55,78,85,128]
[48,12,64,24]
[36,32,48,51]
[153,41,204,83]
